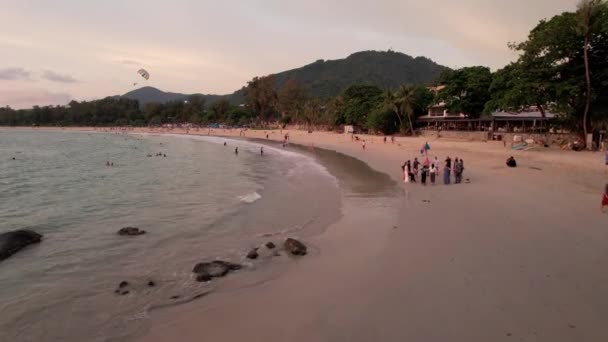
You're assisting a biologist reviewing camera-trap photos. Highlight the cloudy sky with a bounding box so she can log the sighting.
[1,0,577,109]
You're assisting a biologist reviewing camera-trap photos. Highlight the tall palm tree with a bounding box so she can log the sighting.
[396,85,416,136]
[383,89,404,133]
[577,0,604,145]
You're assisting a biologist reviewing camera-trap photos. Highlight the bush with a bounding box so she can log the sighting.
[366,107,399,135]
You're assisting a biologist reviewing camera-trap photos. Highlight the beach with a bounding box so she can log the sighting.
[4,127,608,341]
[126,127,607,342]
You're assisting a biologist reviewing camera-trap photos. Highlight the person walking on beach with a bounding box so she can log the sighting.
[430,162,437,184]
[362,140,366,150]
[424,141,431,156]
[384,136,387,144]
[235,147,239,155]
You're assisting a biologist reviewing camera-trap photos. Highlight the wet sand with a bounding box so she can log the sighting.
[8,127,608,341]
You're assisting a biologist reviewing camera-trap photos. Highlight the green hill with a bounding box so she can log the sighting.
[121,50,447,105]
[271,50,447,98]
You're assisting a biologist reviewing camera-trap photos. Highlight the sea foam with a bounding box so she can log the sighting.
[239,191,262,204]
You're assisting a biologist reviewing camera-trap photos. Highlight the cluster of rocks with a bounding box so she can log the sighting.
[2,229,309,302]
[114,279,157,296]
[193,238,308,284]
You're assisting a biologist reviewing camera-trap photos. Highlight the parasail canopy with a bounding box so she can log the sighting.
[137,68,150,80]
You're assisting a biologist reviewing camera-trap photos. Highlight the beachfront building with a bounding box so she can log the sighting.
[418,107,559,134]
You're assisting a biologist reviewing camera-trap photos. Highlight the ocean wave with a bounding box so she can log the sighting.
[238,191,262,204]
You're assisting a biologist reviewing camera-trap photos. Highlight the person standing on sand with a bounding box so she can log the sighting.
[421,162,428,185]
[443,164,451,185]
[413,158,420,177]
[454,159,463,184]
[408,161,417,183]
[235,147,238,155]
[260,147,264,156]
[362,140,366,150]
[402,161,409,183]
[424,141,431,156]
[459,159,465,181]
[430,162,437,184]
[384,136,387,144]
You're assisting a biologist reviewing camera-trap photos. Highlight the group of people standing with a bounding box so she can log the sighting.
[401,156,465,185]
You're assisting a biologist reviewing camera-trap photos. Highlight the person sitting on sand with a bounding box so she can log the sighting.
[602,184,608,213]
[506,156,517,167]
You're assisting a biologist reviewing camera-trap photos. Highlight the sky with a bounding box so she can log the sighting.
[0,0,578,109]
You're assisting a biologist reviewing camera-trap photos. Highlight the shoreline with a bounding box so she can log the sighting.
[4,127,608,341]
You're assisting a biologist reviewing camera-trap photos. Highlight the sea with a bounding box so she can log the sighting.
[0,129,395,341]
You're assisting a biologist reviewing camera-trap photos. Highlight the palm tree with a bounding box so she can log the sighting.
[396,85,416,136]
[577,0,604,145]
[383,89,404,133]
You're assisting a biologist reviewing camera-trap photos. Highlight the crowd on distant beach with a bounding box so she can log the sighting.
[397,142,466,186]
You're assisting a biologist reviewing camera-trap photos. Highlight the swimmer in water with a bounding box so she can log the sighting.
[106,161,110,166]
[163,154,166,157]
[235,147,238,155]
[224,142,227,146]
[260,147,264,156]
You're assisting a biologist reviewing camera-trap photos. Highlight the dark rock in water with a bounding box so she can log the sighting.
[195,273,212,282]
[117,227,146,236]
[147,281,156,287]
[0,230,43,262]
[120,290,130,296]
[192,260,241,280]
[118,281,129,288]
[284,238,307,256]
[246,248,259,259]
[170,295,181,299]
[265,242,276,249]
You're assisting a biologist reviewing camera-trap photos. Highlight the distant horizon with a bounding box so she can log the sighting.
[0,0,578,108]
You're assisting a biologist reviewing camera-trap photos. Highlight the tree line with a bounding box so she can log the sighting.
[1,0,606,138]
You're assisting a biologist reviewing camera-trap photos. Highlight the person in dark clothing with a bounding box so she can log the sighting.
[421,164,427,185]
[506,156,517,167]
